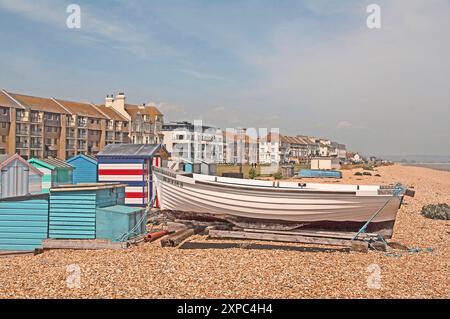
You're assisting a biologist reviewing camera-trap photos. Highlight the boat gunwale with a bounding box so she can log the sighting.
[154,169,396,197]
[194,179,360,195]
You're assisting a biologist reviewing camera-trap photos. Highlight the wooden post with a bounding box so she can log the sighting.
[161,229,195,247]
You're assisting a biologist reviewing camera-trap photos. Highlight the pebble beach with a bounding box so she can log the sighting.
[0,164,448,299]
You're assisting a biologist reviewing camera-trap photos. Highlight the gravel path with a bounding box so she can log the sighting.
[0,165,448,298]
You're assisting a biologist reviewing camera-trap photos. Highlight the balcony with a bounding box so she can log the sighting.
[0,113,10,123]
[106,133,114,142]
[16,129,29,136]
[30,116,42,124]
[105,123,114,131]
[66,118,76,127]
[30,130,42,137]
[77,121,88,128]
[44,117,61,127]
[88,122,101,130]
[16,142,29,149]
[16,116,29,123]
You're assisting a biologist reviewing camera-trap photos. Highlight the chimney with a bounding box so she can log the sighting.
[105,95,114,108]
[112,92,130,120]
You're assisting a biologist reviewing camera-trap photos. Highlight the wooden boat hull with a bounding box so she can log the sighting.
[154,169,403,238]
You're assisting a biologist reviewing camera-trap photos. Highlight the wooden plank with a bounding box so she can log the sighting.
[180,241,350,253]
[43,239,128,250]
[209,229,352,247]
[241,228,378,240]
[0,250,37,258]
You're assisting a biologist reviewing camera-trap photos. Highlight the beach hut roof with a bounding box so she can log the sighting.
[29,158,74,170]
[0,154,44,176]
[67,154,98,165]
[98,144,169,159]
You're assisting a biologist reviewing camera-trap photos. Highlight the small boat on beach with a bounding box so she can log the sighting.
[153,167,411,238]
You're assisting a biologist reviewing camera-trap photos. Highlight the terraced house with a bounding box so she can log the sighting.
[0,90,164,160]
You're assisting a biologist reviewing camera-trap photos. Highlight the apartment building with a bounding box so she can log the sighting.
[258,132,281,165]
[223,128,259,165]
[0,90,162,160]
[162,121,223,163]
[279,135,312,164]
[103,93,164,145]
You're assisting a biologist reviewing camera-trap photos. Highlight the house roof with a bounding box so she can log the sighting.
[0,91,24,109]
[66,154,98,165]
[95,105,129,121]
[0,154,44,175]
[55,99,107,119]
[29,158,74,170]
[223,130,259,143]
[6,92,71,114]
[125,104,163,118]
[280,135,310,145]
[311,157,340,160]
[260,132,281,143]
[98,144,169,159]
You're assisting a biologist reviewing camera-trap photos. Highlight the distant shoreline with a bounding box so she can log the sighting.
[401,163,450,172]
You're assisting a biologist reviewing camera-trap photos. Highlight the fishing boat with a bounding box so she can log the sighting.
[153,167,411,238]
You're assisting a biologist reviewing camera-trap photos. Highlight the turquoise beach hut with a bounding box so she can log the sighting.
[28,158,74,193]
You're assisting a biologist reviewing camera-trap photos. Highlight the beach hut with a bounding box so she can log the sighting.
[28,158,74,193]
[0,194,49,251]
[66,154,98,184]
[200,160,217,176]
[281,165,295,178]
[0,154,43,198]
[311,157,341,170]
[97,144,169,207]
[179,160,201,174]
[49,183,146,242]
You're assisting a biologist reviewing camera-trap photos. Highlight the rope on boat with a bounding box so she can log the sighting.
[352,184,405,241]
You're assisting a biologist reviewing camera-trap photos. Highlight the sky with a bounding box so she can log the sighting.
[0,0,449,156]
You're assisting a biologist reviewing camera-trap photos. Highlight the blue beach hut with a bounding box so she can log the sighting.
[66,154,98,184]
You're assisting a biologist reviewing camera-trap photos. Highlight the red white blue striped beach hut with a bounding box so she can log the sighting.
[97,144,169,207]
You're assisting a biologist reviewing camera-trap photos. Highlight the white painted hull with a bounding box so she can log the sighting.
[154,169,403,237]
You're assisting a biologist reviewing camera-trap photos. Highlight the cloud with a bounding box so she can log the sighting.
[239,0,450,155]
[178,69,234,84]
[0,0,173,58]
[335,121,354,130]
[334,120,367,130]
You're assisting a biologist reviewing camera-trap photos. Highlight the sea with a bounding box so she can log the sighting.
[402,163,450,172]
